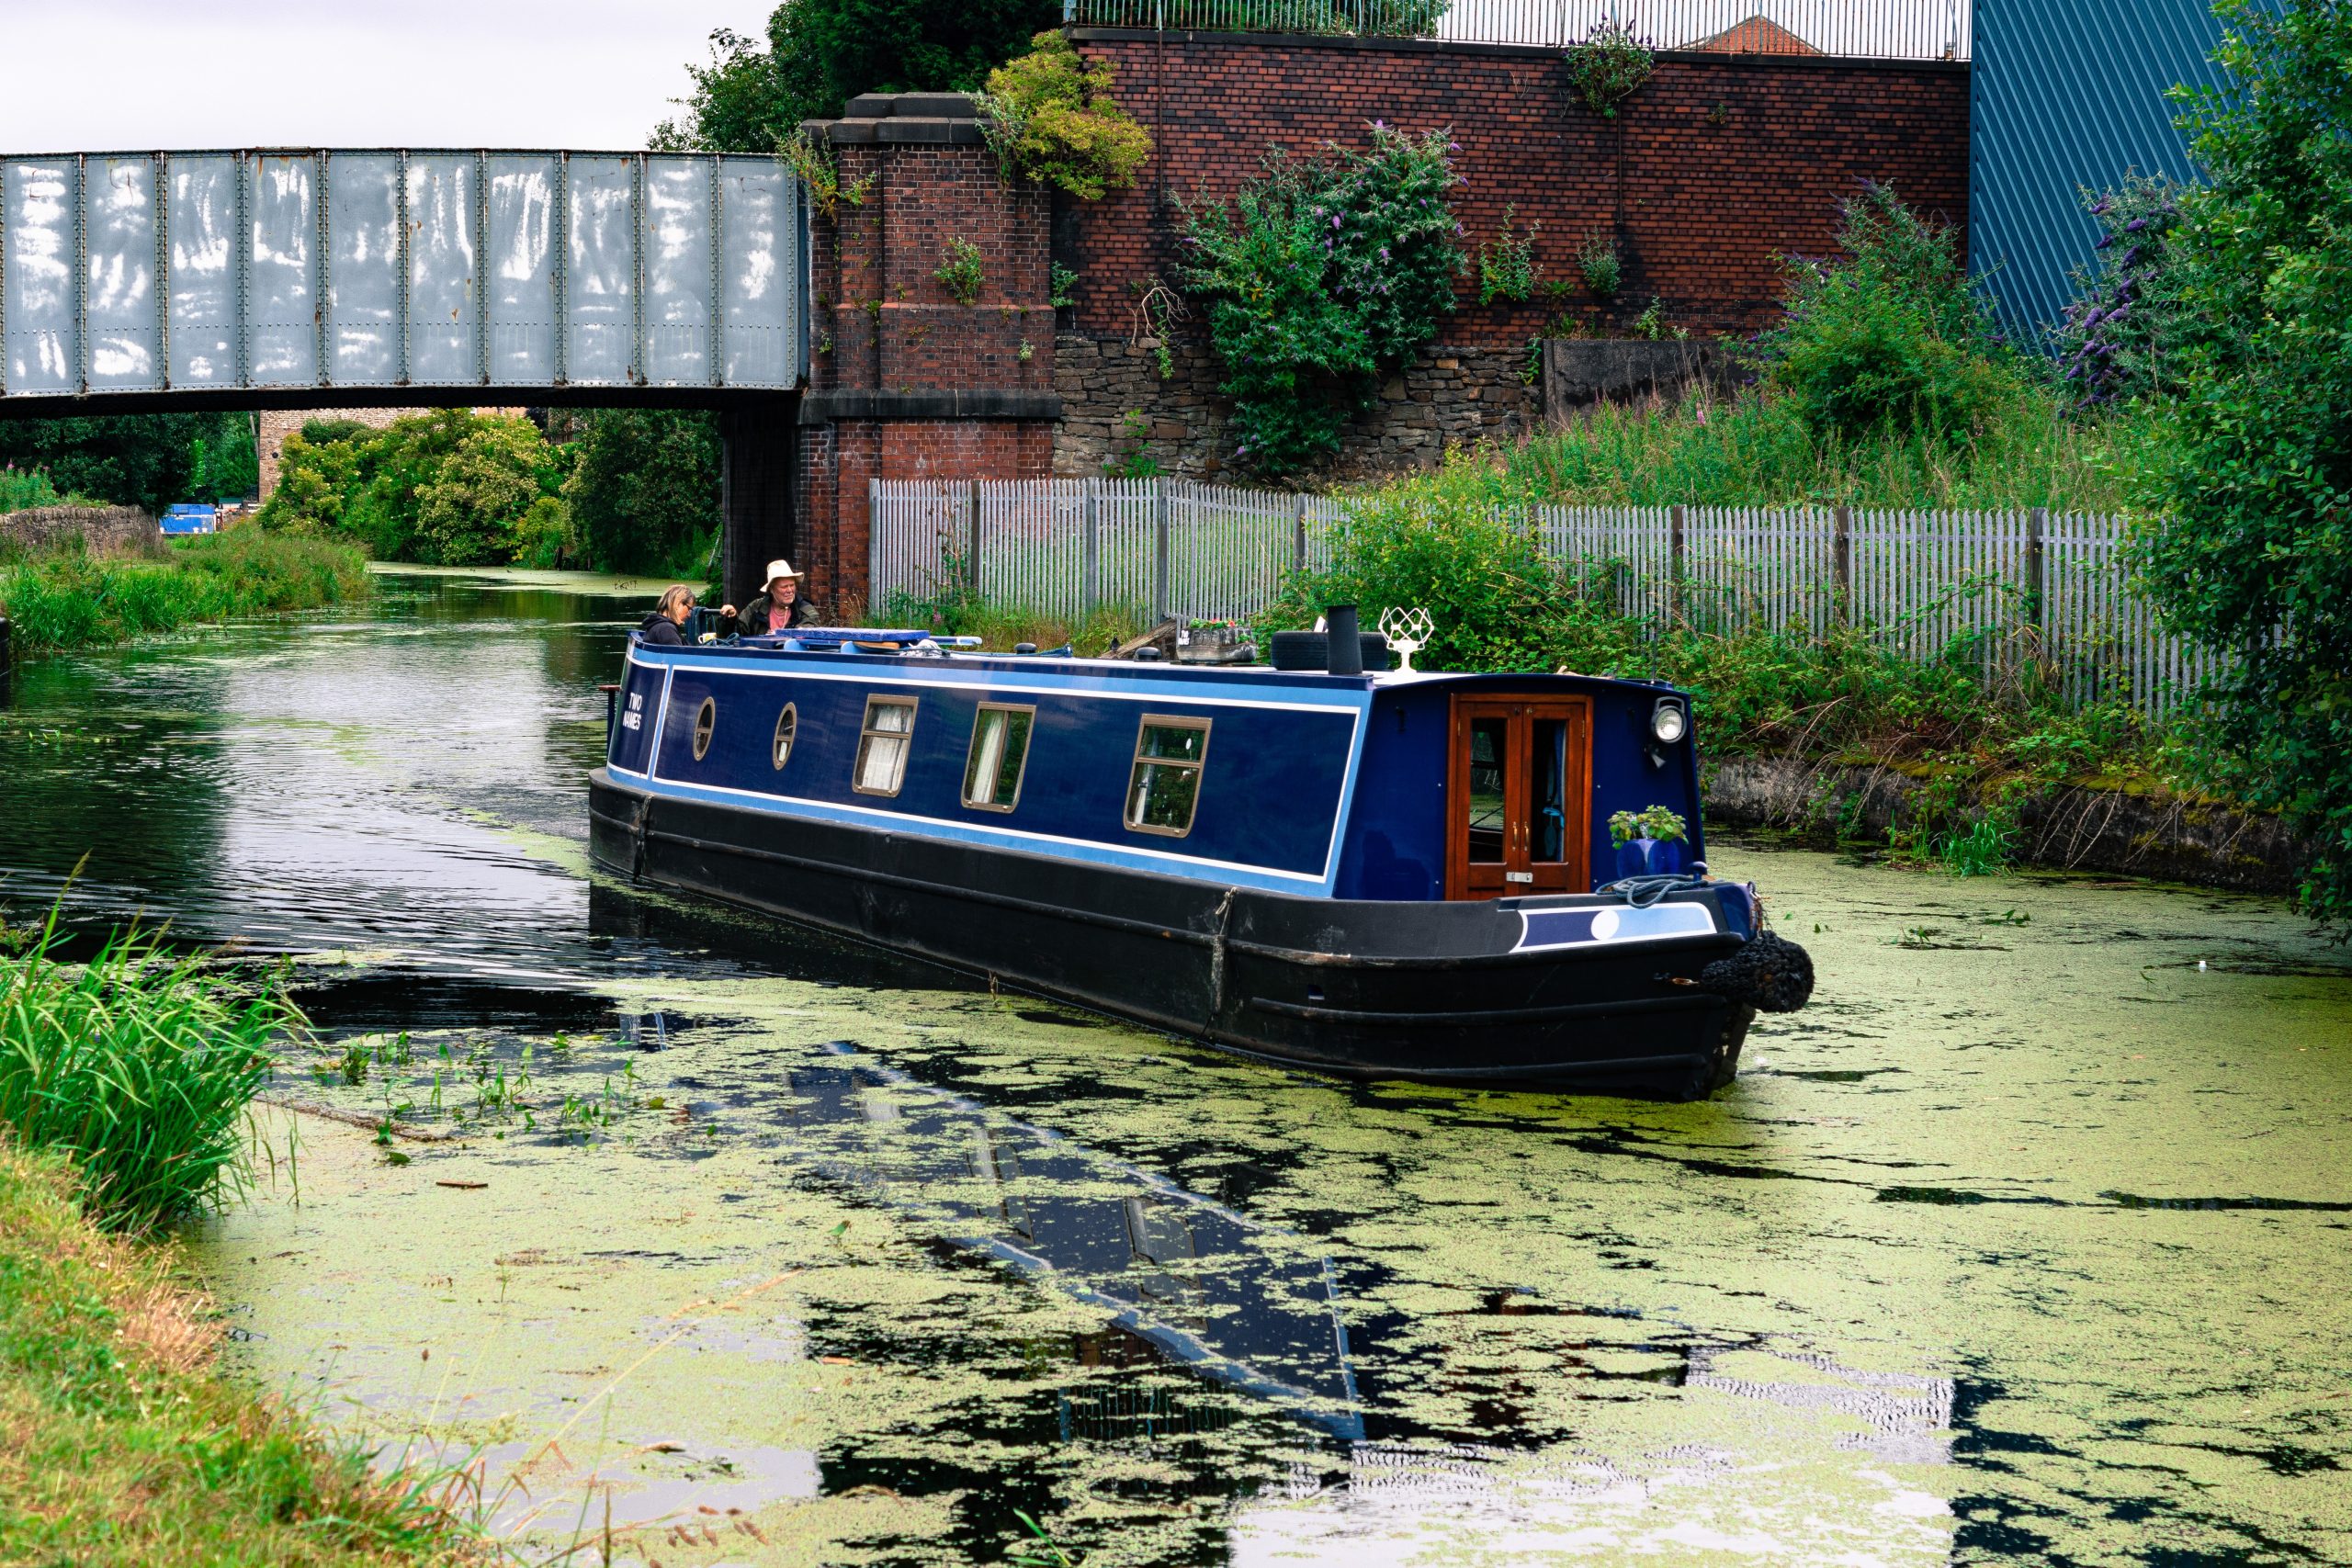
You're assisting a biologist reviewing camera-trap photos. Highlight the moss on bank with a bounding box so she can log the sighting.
[0,1142,476,1567]
[0,530,370,659]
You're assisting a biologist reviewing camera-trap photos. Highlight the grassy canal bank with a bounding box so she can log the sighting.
[0,530,370,660]
[0,919,474,1566]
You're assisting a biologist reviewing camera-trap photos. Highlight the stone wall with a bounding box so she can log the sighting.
[257,407,428,502]
[1054,333,1535,481]
[0,505,159,557]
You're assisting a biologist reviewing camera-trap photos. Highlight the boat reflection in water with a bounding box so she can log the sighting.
[760,1043,1958,1562]
[774,1044,1366,1441]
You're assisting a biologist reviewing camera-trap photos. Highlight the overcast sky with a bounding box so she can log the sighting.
[0,1,778,152]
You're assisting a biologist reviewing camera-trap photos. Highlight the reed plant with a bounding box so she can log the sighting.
[0,907,296,1232]
[0,528,369,657]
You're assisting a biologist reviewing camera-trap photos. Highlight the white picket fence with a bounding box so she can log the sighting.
[869,479,2216,716]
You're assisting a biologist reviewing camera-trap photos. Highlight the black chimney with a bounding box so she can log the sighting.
[1325,604,1363,675]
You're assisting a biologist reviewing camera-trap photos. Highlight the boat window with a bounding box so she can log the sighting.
[1467,716,1507,863]
[853,695,918,796]
[1125,716,1210,837]
[692,696,716,761]
[1531,716,1568,863]
[961,704,1034,812]
[772,703,797,770]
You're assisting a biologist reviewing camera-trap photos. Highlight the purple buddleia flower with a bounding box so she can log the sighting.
[2126,216,2148,231]
[1379,246,1389,260]
[2096,233,2114,250]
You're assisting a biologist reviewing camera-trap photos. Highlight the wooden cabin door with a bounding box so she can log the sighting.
[1446,696,1591,900]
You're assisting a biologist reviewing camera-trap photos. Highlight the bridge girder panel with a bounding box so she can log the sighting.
[0,149,808,408]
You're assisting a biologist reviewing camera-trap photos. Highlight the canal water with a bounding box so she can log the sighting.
[2,568,2347,1566]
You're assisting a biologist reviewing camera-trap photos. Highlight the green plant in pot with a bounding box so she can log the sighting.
[1609,804,1689,878]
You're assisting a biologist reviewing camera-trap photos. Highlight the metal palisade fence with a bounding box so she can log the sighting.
[871,478,2215,717]
[1061,0,1971,61]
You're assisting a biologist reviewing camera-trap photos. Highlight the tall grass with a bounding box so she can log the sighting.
[0,464,67,513]
[1441,382,2152,513]
[0,908,294,1232]
[0,528,370,656]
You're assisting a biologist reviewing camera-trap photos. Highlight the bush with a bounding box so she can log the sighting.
[0,465,65,514]
[1758,185,2018,439]
[1181,125,1465,474]
[978,32,1152,201]
[2056,175,2193,410]
[2133,0,2352,928]
[1564,21,1654,118]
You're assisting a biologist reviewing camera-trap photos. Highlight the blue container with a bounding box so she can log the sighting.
[1614,836,1686,880]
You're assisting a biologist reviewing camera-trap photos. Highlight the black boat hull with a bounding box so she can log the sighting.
[590,770,1757,1099]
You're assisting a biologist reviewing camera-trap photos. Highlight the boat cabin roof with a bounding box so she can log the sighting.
[642,626,1690,701]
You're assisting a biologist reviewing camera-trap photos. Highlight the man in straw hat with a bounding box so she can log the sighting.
[722,559,819,637]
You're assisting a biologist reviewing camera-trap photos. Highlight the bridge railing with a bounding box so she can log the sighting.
[0,150,808,403]
[1064,0,1972,61]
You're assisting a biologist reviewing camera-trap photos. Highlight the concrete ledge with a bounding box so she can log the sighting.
[1066,27,1969,72]
[1705,756,2306,895]
[800,389,1065,423]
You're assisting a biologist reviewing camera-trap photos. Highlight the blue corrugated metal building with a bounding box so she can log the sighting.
[1970,0,2232,345]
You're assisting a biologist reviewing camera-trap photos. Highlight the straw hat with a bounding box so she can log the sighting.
[763,558,802,586]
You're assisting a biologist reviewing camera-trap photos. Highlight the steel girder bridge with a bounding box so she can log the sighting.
[0,149,811,596]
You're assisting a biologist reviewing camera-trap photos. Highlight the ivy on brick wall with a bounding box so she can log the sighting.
[1179,125,1465,474]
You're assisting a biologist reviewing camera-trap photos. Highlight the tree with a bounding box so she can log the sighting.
[562,410,722,576]
[416,418,549,566]
[0,414,223,514]
[652,0,1060,150]
[2134,0,2352,927]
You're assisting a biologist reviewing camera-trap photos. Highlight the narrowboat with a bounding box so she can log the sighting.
[588,615,1813,1100]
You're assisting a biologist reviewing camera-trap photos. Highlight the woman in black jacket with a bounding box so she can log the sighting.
[637,584,695,645]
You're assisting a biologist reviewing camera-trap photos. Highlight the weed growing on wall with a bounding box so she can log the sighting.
[935,238,989,306]
[1564,21,1655,118]
[1575,230,1622,299]
[1050,262,1080,308]
[1180,124,1464,474]
[1478,205,1541,304]
[780,130,876,220]
[978,32,1152,200]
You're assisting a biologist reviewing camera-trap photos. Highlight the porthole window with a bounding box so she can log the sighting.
[853,695,918,796]
[1124,716,1210,837]
[772,703,797,770]
[692,696,716,761]
[961,704,1035,812]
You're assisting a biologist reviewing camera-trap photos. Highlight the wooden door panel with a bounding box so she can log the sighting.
[1447,695,1591,900]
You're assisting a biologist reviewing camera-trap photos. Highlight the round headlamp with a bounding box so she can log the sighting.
[1650,697,1688,745]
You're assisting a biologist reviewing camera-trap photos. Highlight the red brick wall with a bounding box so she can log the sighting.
[801,133,1059,608]
[1063,32,1970,343]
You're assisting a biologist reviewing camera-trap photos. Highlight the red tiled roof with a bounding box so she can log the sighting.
[1687,16,1821,54]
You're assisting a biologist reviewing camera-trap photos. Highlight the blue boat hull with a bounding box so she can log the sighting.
[591,769,1758,1099]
